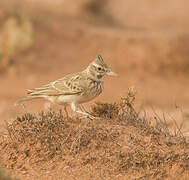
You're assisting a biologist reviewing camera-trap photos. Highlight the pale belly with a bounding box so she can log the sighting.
[47,94,98,105]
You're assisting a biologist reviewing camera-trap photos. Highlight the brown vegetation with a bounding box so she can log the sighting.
[0,91,188,179]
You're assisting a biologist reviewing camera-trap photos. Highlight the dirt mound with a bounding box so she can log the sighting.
[0,93,188,179]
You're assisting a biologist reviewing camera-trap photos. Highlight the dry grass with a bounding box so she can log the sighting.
[0,89,188,179]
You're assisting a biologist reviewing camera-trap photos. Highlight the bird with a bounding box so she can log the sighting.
[15,55,117,118]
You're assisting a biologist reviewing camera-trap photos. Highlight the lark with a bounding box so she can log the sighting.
[16,55,117,118]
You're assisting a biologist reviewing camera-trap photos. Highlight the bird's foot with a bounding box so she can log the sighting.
[77,112,99,120]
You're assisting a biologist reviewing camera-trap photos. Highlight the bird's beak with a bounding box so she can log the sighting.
[106,69,118,76]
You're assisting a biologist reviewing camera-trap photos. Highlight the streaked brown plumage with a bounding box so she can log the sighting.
[16,55,117,118]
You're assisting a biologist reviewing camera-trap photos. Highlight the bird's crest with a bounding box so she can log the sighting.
[92,54,108,68]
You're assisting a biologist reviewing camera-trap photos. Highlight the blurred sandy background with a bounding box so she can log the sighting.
[0,0,189,135]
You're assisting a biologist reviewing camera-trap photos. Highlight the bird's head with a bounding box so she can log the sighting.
[86,55,117,81]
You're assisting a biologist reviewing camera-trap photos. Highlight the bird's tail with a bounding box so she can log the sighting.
[15,96,41,105]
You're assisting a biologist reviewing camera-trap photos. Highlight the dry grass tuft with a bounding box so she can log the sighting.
[0,89,189,179]
[91,102,119,119]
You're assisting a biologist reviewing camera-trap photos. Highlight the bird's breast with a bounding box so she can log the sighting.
[85,80,104,97]
[54,81,104,105]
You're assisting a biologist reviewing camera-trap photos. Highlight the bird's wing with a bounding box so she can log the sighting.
[27,73,84,96]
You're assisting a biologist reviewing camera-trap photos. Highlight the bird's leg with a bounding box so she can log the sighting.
[71,103,96,119]
[21,103,26,110]
[64,106,69,119]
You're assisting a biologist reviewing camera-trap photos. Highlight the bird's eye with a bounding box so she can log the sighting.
[98,67,102,71]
